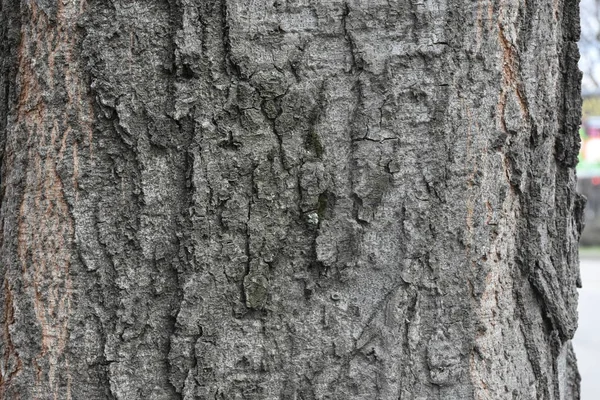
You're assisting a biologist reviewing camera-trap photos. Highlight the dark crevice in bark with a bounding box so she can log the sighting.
[304,81,326,159]
[261,99,288,171]
[240,162,261,313]
[352,136,398,144]
[165,116,193,400]
[351,193,369,227]
[341,2,363,74]
[165,312,184,400]
[516,0,536,59]
[347,76,367,231]
[402,291,419,361]
[516,295,549,399]
[220,0,241,79]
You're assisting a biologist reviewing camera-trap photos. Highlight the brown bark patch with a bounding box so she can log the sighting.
[10,0,90,396]
[497,22,531,133]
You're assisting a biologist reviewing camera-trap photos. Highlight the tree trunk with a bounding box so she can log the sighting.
[0,0,584,399]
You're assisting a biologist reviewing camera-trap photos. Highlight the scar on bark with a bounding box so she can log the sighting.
[496,23,531,133]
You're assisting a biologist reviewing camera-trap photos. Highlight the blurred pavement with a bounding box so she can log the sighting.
[573,257,600,399]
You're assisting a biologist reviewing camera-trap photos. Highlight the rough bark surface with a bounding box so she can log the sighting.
[0,0,584,399]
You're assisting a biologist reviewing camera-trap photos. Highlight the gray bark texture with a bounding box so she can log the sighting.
[0,0,584,399]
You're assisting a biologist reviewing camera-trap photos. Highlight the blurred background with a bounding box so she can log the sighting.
[579,0,600,245]
[574,1,600,397]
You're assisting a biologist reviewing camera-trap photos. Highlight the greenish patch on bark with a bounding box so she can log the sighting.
[305,129,324,158]
[243,274,269,310]
[317,192,328,220]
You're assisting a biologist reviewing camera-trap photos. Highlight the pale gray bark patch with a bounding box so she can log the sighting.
[0,0,583,399]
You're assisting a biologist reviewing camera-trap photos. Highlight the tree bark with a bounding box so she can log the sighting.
[0,0,584,399]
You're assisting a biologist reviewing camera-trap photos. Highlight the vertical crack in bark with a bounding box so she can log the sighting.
[220,0,241,78]
[305,81,326,160]
[514,286,552,399]
[341,2,362,74]
[348,77,367,228]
